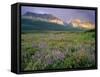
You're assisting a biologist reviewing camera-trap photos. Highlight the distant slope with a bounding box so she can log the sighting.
[69,19,95,29]
[21,18,84,32]
[22,12,64,25]
[85,29,95,32]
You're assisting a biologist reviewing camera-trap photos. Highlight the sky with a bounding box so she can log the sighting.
[21,6,95,24]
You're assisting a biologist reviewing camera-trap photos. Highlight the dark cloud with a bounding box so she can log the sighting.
[21,6,95,24]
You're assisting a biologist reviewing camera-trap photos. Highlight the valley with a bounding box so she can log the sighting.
[21,11,96,71]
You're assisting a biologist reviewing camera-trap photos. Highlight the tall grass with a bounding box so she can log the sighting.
[21,31,95,70]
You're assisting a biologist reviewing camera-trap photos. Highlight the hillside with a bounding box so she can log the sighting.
[21,18,83,32]
[22,12,64,25]
[70,19,95,29]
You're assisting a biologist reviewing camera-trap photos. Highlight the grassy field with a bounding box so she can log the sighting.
[21,31,95,71]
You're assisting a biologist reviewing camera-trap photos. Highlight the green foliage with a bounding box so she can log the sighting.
[21,31,95,71]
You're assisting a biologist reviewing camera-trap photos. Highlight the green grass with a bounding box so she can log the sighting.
[21,31,95,71]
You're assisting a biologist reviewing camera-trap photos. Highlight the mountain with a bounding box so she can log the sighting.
[21,12,85,32]
[21,18,84,32]
[22,12,64,25]
[69,19,95,29]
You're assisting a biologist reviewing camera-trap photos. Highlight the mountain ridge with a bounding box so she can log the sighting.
[22,12,64,25]
[21,12,95,31]
[69,19,95,29]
